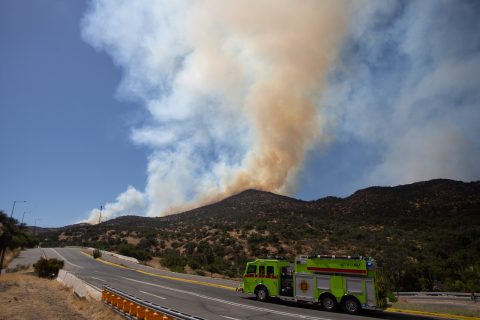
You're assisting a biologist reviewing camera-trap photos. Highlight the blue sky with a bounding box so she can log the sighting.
[1,1,479,227]
[0,1,147,226]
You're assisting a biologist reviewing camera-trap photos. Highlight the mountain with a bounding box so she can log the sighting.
[40,179,480,292]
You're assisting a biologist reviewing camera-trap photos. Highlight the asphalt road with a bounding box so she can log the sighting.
[8,248,441,320]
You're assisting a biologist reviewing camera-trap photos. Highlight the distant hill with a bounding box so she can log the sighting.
[40,179,480,292]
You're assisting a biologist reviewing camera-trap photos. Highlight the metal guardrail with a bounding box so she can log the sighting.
[102,285,206,320]
[396,292,479,301]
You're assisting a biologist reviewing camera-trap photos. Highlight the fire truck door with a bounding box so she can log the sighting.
[365,278,375,306]
[295,274,314,301]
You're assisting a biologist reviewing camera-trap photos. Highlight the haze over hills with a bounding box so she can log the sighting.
[40,179,480,292]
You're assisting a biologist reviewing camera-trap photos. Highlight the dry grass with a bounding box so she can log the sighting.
[0,270,123,320]
[1,249,20,269]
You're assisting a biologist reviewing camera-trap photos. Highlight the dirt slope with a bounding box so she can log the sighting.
[0,271,122,320]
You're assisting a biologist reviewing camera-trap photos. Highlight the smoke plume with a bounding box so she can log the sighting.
[82,0,349,221]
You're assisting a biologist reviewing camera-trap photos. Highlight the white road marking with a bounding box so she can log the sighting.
[49,248,84,269]
[91,276,106,282]
[139,290,167,300]
[221,316,241,320]
[122,277,331,320]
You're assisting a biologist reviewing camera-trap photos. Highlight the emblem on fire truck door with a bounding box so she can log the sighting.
[300,279,309,292]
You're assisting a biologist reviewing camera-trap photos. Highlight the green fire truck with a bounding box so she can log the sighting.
[238,255,383,314]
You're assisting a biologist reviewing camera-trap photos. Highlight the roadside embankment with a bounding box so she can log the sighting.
[388,297,480,319]
[0,270,122,320]
[0,248,20,273]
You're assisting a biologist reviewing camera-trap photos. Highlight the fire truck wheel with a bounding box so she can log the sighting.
[342,296,361,314]
[321,294,338,311]
[255,286,269,302]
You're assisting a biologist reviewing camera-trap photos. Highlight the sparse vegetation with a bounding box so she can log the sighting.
[33,257,64,278]
[118,243,151,262]
[0,271,123,320]
[38,179,480,292]
[93,248,102,259]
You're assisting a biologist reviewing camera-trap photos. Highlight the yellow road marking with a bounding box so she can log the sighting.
[80,250,93,258]
[135,269,237,291]
[80,250,236,290]
[386,307,480,320]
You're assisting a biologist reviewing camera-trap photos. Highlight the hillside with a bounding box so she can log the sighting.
[39,179,480,292]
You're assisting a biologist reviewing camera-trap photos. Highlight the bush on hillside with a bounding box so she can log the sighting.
[33,257,64,279]
[162,249,186,272]
[118,243,151,261]
[92,249,102,259]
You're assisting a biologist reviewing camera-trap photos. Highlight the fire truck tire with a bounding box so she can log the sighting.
[341,296,361,314]
[255,286,269,302]
[320,294,338,311]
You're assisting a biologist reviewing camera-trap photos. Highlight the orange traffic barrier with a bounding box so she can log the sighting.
[127,302,135,315]
[128,302,138,316]
[149,312,160,320]
[148,310,168,320]
[122,299,130,312]
[145,309,152,319]
[136,305,146,319]
[115,296,122,308]
[103,289,178,320]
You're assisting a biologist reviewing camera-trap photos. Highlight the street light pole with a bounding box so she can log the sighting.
[10,200,27,218]
[21,211,31,225]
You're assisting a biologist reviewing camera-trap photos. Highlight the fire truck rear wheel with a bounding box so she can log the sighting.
[342,296,361,314]
[255,286,269,302]
[321,294,337,311]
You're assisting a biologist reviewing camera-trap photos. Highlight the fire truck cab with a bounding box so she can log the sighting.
[238,255,382,314]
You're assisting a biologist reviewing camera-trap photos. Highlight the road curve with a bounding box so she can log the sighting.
[9,248,440,320]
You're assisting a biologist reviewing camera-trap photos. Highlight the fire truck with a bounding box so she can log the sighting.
[238,255,383,314]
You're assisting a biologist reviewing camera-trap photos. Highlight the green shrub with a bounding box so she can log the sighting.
[93,249,102,259]
[195,270,206,276]
[162,249,186,272]
[118,243,151,261]
[33,257,64,278]
[387,291,398,303]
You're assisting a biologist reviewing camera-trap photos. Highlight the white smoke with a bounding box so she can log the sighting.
[81,0,480,223]
[82,0,349,221]
[87,186,146,223]
[321,0,480,188]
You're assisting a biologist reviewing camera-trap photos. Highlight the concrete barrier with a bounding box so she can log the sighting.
[86,247,139,264]
[397,292,479,301]
[102,251,139,264]
[57,269,101,301]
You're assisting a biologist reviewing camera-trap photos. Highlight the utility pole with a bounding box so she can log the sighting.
[21,211,31,225]
[10,200,27,218]
[98,205,103,225]
[34,218,41,236]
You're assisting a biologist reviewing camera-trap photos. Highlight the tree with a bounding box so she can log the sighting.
[0,210,39,276]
